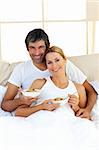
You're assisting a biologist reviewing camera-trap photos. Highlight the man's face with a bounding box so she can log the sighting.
[28,40,46,64]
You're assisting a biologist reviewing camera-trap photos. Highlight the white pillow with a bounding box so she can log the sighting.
[90,81,99,95]
[0,85,7,103]
[0,85,11,116]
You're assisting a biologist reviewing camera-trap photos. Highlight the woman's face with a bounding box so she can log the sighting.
[46,52,66,75]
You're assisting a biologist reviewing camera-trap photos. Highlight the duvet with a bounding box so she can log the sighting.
[0,104,98,150]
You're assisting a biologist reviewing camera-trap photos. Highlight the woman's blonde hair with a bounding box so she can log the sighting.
[45,46,66,60]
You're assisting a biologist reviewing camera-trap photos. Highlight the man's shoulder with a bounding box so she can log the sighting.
[15,60,32,69]
[66,59,74,72]
[66,59,73,66]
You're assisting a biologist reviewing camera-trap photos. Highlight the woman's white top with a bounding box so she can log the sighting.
[36,77,78,105]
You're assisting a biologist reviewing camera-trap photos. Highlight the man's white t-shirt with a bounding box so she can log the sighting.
[66,60,87,84]
[8,59,87,89]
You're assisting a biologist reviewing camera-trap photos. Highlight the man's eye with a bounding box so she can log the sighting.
[39,46,45,49]
[28,46,34,49]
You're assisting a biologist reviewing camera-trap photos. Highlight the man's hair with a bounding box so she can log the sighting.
[25,28,50,51]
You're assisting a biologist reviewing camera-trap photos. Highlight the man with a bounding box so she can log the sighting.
[1,28,97,119]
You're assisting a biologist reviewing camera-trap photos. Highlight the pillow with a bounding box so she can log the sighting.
[90,81,99,128]
[69,54,99,81]
[0,85,7,103]
[0,85,11,116]
[90,81,99,95]
[91,94,99,128]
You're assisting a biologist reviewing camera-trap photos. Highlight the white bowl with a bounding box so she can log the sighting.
[53,98,68,106]
[21,89,41,97]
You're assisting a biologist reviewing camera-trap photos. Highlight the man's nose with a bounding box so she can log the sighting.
[35,48,40,55]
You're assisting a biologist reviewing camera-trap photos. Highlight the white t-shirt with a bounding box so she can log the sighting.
[8,59,87,89]
[8,60,51,90]
[66,60,87,84]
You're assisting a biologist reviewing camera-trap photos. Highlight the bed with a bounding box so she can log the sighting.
[0,54,99,150]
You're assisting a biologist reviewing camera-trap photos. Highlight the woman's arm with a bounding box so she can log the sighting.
[15,104,44,117]
[15,100,59,117]
[75,83,87,108]
[68,83,87,113]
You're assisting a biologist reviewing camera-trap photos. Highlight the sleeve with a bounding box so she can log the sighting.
[8,63,24,87]
[66,60,87,84]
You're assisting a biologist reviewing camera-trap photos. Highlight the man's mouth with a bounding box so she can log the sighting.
[34,55,41,59]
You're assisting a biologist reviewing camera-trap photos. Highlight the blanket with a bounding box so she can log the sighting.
[0,104,98,150]
[0,84,99,150]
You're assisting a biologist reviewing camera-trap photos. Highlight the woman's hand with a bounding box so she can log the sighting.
[41,99,60,111]
[68,94,80,112]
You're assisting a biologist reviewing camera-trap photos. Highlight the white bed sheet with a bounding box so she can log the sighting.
[0,104,98,150]
[0,84,99,150]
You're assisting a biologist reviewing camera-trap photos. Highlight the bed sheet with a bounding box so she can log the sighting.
[0,84,99,150]
[0,105,98,150]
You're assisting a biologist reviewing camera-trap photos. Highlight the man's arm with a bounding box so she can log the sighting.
[66,60,97,119]
[1,83,36,112]
[76,80,97,119]
[1,83,20,112]
[83,80,97,111]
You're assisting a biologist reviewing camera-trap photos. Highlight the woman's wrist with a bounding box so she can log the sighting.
[36,103,44,110]
[73,105,80,112]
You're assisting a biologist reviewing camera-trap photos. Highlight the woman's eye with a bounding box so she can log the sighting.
[55,59,60,62]
[47,61,52,64]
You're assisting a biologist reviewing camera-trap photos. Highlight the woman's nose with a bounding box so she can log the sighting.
[52,63,57,70]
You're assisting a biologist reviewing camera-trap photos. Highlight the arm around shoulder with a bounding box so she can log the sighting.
[83,80,97,111]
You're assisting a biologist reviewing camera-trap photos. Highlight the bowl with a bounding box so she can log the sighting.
[21,89,41,97]
[53,97,68,106]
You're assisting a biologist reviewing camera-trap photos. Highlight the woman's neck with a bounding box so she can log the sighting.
[51,74,68,89]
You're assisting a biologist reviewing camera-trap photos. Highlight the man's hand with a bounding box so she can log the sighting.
[76,108,91,120]
[19,94,37,106]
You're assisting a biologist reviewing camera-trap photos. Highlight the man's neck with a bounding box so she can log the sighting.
[33,62,47,71]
